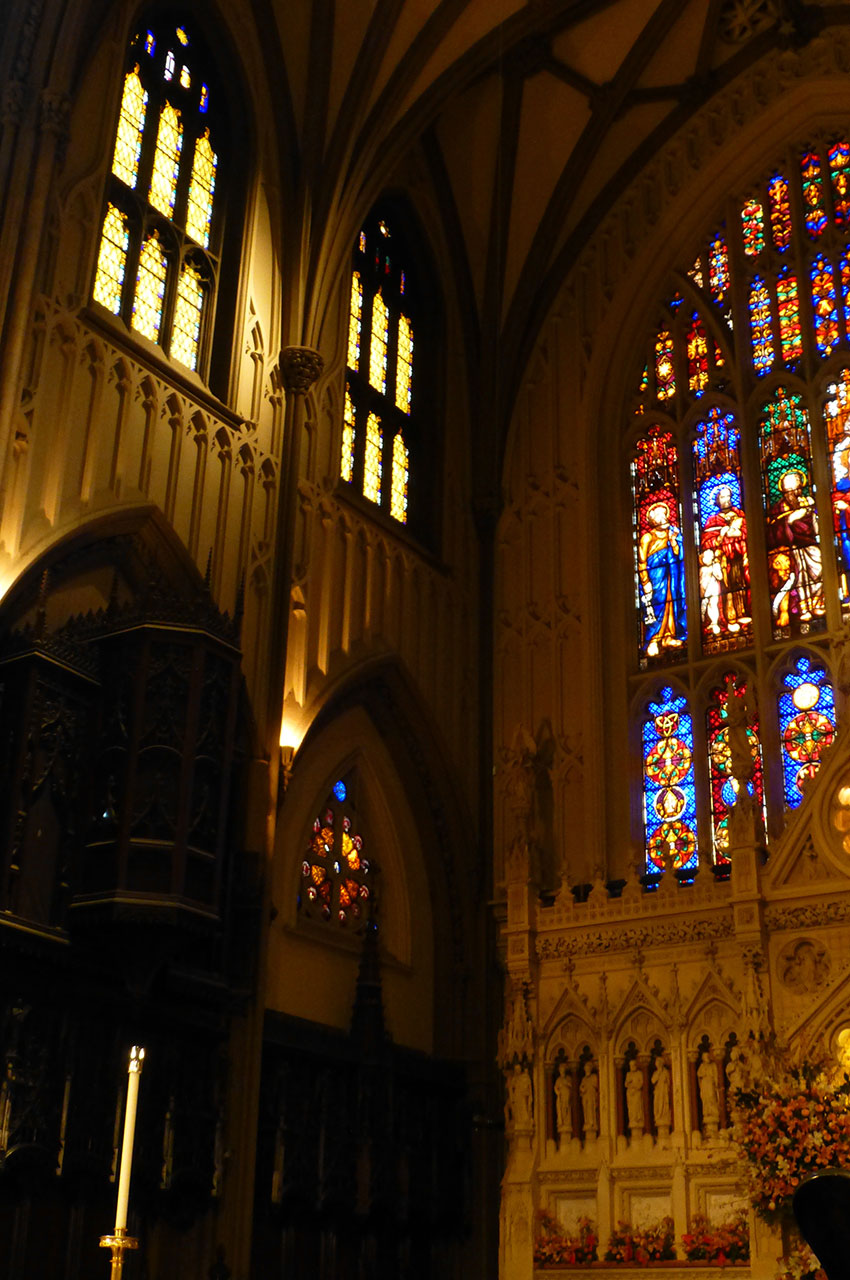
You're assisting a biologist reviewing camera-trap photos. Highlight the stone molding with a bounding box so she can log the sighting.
[280,345,324,396]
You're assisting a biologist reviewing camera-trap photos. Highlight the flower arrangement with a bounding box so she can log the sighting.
[774,1240,826,1280]
[603,1217,675,1263]
[732,1037,850,1220]
[533,1209,598,1266]
[681,1211,750,1263]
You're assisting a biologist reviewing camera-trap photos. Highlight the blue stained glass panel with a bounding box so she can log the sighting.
[333,779,347,802]
[642,686,699,872]
[778,655,836,808]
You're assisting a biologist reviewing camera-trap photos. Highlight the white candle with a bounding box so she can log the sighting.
[114,1046,145,1234]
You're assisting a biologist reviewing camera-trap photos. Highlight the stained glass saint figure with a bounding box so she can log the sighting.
[633,428,687,662]
[693,409,752,653]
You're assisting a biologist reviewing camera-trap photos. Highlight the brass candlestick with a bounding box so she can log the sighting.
[99,1228,139,1279]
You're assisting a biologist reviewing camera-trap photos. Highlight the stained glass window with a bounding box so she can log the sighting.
[760,386,825,638]
[693,409,752,653]
[631,135,850,868]
[348,272,363,371]
[811,254,839,356]
[830,141,850,225]
[396,315,413,414]
[170,263,204,369]
[369,291,389,394]
[708,234,730,304]
[824,369,850,612]
[391,433,408,523]
[742,199,765,257]
[299,781,372,927]
[132,235,168,341]
[93,21,221,376]
[686,314,709,395]
[777,268,803,364]
[341,386,356,483]
[149,102,183,218]
[642,686,698,873]
[363,413,382,505]
[706,675,765,861]
[749,276,774,374]
[93,204,129,314]
[112,67,147,189]
[343,213,426,530]
[778,656,835,809]
[185,129,216,248]
[768,173,791,250]
[632,427,687,663]
[801,151,828,237]
[655,331,675,400]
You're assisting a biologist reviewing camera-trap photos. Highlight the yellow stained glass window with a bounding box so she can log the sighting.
[369,292,388,394]
[171,263,204,369]
[131,235,167,341]
[341,386,356,482]
[144,31,155,55]
[112,67,148,189]
[391,432,408,523]
[176,27,189,46]
[186,130,217,247]
[348,271,363,371]
[396,314,413,414]
[363,412,382,504]
[149,102,183,217]
[93,204,129,314]
[179,64,191,89]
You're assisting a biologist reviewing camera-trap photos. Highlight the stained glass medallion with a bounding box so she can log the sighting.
[642,686,698,873]
[778,656,836,809]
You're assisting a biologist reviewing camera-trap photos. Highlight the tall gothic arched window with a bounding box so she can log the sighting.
[342,210,435,537]
[92,19,223,375]
[630,133,850,872]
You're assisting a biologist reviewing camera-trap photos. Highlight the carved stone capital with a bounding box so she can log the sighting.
[280,346,323,396]
[38,89,70,139]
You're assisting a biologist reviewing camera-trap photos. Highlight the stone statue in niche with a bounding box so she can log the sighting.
[726,1044,748,1112]
[579,1061,599,1138]
[505,1063,533,1131]
[625,1059,645,1134]
[554,1063,572,1138]
[651,1057,672,1135]
[505,725,538,850]
[698,1051,720,1136]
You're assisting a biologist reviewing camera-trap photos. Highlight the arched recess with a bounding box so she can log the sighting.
[270,659,476,1060]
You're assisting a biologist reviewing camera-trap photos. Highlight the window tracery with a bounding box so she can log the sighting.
[631,134,850,869]
[92,19,221,375]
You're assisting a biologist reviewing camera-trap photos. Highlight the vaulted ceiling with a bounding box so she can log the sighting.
[262,0,827,471]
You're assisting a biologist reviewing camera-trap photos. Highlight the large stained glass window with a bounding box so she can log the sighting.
[642,687,698,873]
[341,211,426,531]
[299,776,372,928]
[778,656,836,809]
[630,134,850,869]
[92,19,221,374]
